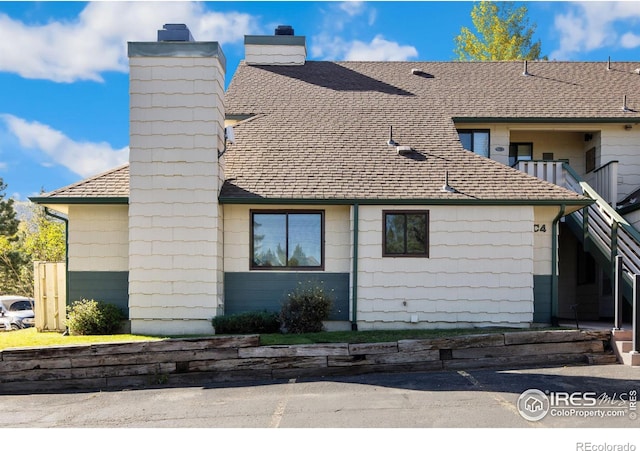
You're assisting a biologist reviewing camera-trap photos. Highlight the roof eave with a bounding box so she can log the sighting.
[29,196,129,205]
[218,196,593,208]
[453,117,640,124]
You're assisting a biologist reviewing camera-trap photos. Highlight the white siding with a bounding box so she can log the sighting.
[356,205,535,330]
[68,205,128,272]
[600,125,640,202]
[533,206,559,276]
[128,51,225,335]
[245,44,306,66]
[223,204,351,273]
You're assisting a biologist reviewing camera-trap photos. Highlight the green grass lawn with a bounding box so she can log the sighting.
[257,326,558,345]
[0,328,163,350]
[0,325,567,351]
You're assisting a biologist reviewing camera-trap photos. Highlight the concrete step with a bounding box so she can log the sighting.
[619,351,640,366]
[611,331,640,366]
[612,329,632,341]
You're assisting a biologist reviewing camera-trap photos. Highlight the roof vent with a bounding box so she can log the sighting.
[396,145,413,156]
[411,68,434,78]
[157,24,194,42]
[275,25,294,36]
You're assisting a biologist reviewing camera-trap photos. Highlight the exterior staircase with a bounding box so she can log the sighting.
[517,160,640,366]
[611,329,640,366]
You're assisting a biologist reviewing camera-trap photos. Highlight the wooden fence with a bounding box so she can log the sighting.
[33,262,66,332]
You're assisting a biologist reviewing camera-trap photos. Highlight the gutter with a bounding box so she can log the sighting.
[550,204,566,326]
[351,203,359,331]
[43,208,70,319]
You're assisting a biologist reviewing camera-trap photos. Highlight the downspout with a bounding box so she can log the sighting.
[44,207,69,322]
[351,203,359,331]
[551,204,565,326]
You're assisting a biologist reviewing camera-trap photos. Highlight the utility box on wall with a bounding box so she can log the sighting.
[33,262,66,332]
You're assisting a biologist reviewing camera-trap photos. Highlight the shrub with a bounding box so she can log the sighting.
[212,311,281,334]
[67,299,125,335]
[280,281,333,334]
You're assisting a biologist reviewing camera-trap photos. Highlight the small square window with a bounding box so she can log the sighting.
[509,142,533,166]
[383,211,429,257]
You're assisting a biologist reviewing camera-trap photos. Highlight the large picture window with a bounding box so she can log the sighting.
[383,210,429,257]
[251,210,324,269]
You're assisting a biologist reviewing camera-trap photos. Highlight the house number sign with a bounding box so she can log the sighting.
[534,224,547,233]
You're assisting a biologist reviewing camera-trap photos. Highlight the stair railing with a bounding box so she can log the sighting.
[515,160,640,353]
[564,163,640,353]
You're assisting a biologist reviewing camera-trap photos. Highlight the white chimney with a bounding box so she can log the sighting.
[127,24,226,335]
[245,25,306,66]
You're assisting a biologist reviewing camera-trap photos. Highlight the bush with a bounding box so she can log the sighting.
[280,281,333,334]
[212,311,281,334]
[67,299,125,335]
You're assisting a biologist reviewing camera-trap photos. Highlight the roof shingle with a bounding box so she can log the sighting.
[38,60,636,205]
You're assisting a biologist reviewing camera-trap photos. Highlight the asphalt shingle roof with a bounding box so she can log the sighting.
[222,60,638,203]
[38,60,640,204]
[35,164,129,201]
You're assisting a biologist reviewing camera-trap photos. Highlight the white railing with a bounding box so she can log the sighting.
[585,160,619,209]
[515,160,565,187]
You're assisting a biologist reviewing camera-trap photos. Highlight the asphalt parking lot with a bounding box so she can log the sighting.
[2,363,638,432]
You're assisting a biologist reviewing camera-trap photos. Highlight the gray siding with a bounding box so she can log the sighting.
[533,274,552,323]
[224,272,349,320]
[69,271,129,316]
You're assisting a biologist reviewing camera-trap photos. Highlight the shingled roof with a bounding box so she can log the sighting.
[31,164,129,204]
[37,60,640,206]
[221,60,638,203]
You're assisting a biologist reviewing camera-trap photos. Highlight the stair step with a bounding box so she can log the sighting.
[620,351,640,366]
[612,329,632,341]
[620,341,633,353]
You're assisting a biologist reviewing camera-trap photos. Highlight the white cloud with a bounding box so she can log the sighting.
[621,32,640,49]
[551,2,640,60]
[0,2,259,83]
[339,1,366,17]
[311,2,416,61]
[346,35,418,61]
[1,114,128,178]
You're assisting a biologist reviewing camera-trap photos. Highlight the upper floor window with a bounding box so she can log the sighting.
[251,210,324,270]
[383,210,429,257]
[509,142,533,166]
[458,130,490,158]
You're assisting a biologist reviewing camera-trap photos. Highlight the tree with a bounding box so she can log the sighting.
[0,201,65,297]
[0,178,19,238]
[454,1,545,61]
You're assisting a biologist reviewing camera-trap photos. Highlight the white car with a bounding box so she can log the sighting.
[0,296,35,330]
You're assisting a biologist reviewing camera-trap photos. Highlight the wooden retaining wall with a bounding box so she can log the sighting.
[0,330,614,394]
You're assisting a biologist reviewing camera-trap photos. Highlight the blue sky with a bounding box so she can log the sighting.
[2,1,640,201]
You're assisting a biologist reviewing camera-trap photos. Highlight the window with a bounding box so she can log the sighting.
[458,130,490,158]
[586,147,596,173]
[383,211,429,257]
[251,210,323,269]
[509,142,533,166]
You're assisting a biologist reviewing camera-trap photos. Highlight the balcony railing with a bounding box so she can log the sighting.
[514,160,618,207]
